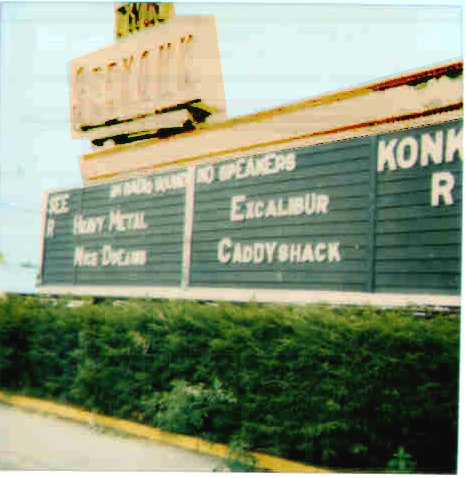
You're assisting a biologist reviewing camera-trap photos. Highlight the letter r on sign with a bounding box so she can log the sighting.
[431,172,455,207]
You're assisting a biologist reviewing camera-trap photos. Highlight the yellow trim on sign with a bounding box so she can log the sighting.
[89,172,119,182]
[87,102,463,183]
[0,390,330,473]
[82,59,462,161]
[83,85,373,161]
[87,172,119,182]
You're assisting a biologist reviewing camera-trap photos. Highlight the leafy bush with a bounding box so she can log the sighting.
[222,434,258,472]
[141,377,236,438]
[386,446,416,474]
[0,295,460,472]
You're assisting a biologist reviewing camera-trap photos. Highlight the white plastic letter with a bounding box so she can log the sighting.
[420,131,443,167]
[230,195,246,222]
[431,172,455,207]
[377,139,398,172]
[396,137,418,170]
[446,127,463,163]
[46,219,56,238]
[218,237,232,263]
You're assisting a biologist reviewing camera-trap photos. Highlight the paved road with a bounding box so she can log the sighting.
[0,403,222,471]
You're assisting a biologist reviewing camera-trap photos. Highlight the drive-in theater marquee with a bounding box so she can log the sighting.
[39,119,463,306]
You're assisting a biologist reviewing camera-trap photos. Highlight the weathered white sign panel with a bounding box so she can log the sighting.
[70,15,227,143]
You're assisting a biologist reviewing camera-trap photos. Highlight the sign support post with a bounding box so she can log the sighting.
[181,166,195,289]
[367,136,379,292]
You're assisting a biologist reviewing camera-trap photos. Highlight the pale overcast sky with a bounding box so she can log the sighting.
[0,1,462,290]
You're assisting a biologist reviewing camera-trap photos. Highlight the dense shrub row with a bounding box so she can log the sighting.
[0,295,460,472]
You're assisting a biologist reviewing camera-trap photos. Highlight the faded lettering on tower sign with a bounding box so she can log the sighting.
[70,16,226,140]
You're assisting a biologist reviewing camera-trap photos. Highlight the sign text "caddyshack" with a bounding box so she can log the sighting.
[218,238,341,264]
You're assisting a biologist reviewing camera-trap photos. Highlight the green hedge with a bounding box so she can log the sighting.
[0,295,459,472]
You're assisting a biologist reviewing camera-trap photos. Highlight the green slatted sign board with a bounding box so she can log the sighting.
[40,119,462,301]
[42,171,187,286]
[190,139,371,291]
[374,121,462,294]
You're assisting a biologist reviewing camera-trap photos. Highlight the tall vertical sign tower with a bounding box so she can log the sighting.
[114,3,175,39]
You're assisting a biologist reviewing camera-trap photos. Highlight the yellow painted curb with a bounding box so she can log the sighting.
[0,390,330,473]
